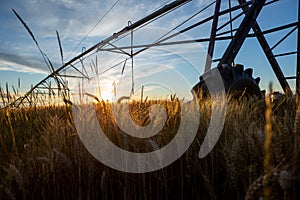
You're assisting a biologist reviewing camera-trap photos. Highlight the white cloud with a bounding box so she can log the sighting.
[2,0,214,96]
[0,59,48,74]
[16,0,174,38]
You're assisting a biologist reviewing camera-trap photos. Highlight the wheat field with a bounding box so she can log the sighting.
[0,94,299,200]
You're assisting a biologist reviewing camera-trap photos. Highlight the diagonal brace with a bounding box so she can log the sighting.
[238,0,292,95]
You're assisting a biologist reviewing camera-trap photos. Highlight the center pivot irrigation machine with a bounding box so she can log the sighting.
[5,0,300,107]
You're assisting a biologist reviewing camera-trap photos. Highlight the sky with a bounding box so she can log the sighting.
[0,0,298,102]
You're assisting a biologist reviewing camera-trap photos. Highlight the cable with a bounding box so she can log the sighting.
[66,0,212,82]
[65,0,120,60]
[91,0,215,77]
[132,0,216,57]
[64,0,174,80]
[106,0,189,48]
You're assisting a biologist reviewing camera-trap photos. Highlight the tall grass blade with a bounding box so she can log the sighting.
[18,78,20,89]
[56,30,64,65]
[12,9,52,73]
[121,59,127,75]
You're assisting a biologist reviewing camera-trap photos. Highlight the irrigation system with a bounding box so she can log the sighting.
[5,0,300,107]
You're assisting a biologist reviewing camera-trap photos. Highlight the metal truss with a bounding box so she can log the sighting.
[5,0,300,107]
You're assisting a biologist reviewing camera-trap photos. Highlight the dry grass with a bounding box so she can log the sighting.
[3,10,298,199]
[0,95,299,200]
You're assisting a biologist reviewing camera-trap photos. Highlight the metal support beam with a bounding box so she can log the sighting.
[238,0,292,95]
[297,0,300,95]
[247,22,298,37]
[204,0,221,72]
[8,0,190,108]
[273,51,297,58]
[219,0,266,66]
[131,1,254,58]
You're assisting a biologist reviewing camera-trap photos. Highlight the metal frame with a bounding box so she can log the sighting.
[4,0,300,108]
[7,0,190,107]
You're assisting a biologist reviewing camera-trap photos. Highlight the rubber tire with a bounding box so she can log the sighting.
[192,64,262,100]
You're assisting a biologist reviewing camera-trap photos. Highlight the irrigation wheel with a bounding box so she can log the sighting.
[192,63,262,100]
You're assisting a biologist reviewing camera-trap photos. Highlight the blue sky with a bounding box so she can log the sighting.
[0,0,298,100]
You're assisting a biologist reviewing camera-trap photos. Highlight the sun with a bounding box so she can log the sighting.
[100,90,113,102]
